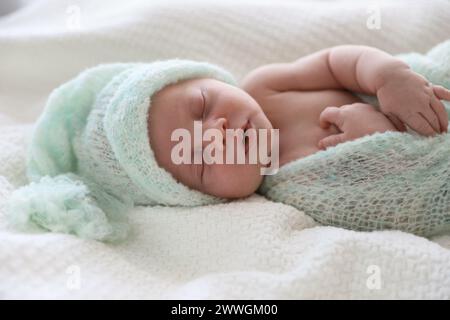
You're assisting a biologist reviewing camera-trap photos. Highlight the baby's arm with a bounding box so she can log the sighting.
[241,45,450,136]
[318,103,397,150]
[241,45,399,94]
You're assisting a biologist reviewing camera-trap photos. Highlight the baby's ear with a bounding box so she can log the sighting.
[5,174,130,242]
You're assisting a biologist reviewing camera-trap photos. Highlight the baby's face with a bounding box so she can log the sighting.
[148,77,273,199]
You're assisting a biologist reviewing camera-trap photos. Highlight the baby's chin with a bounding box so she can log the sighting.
[237,176,264,197]
[208,183,261,199]
[204,166,264,199]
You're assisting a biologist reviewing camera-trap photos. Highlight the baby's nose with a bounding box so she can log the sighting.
[203,117,227,148]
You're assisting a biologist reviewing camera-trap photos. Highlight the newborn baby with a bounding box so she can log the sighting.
[148,45,450,199]
[7,44,450,241]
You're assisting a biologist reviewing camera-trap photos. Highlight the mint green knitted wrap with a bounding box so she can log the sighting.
[259,40,450,237]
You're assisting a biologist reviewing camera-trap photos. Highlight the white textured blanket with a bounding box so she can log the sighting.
[1,0,450,299]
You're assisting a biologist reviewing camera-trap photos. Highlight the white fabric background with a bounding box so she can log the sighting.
[0,0,449,299]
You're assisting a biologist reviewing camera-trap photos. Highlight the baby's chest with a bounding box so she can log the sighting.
[262,89,361,124]
[259,89,362,164]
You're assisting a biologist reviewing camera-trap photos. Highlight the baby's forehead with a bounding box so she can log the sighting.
[181,77,222,89]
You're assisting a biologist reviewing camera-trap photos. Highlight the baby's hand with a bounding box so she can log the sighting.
[376,67,450,136]
[318,103,397,150]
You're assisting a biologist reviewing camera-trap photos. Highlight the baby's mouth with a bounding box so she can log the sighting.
[242,120,253,155]
[244,133,249,154]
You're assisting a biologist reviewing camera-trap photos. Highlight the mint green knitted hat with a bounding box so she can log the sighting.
[6,60,237,242]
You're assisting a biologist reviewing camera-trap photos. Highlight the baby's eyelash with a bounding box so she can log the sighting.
[201,88,206,120]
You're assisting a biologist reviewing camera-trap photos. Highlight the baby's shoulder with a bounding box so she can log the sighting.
[239,68,268,97]
[239,64,283,103]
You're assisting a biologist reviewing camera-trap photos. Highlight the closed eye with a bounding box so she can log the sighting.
[200,88,207,120]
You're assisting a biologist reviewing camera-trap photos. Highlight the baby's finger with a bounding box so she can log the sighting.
[431,95,449,133]
[385,112,407,132]
[319,106,342,130]
[403,112,437,136]
[434,85,450,101]
[318,133,346,150]
[421,105,440,133]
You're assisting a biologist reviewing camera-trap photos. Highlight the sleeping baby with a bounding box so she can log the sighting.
[7,44,450,242]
